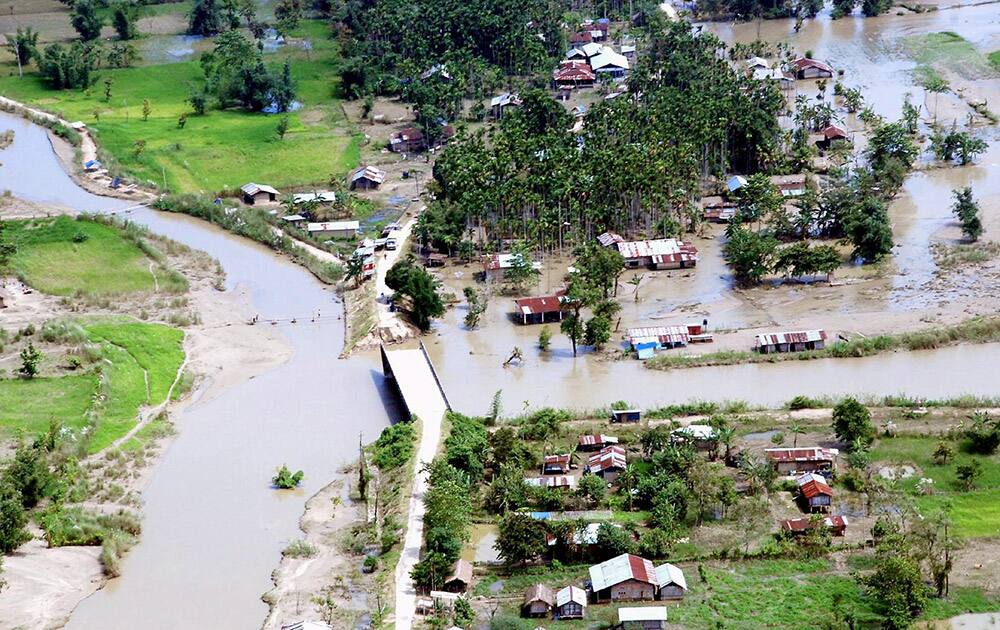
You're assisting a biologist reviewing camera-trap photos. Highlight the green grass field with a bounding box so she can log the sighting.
[990,51,1000,73]
[903,32,998,81]
[0,374,97,437]
[871,435,1000,538]
[5,216,158,295]
[0,320,184,452]
[0,20,359,193]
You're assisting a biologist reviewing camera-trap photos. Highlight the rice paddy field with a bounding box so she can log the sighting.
[0,19,360,193]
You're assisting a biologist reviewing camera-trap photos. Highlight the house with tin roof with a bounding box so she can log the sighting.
[588,553,658,603]
[555,585,587,619]
[765,447,838,475]
[654,563,687,600]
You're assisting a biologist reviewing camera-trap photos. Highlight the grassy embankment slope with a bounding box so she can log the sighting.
[0,19,361,193]
[0,217,185,452]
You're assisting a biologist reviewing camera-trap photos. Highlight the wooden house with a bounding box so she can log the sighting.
[543,454,572,475]
[482,253,541,282]
[790,57,834,79]
[701,196,737,223]
[765,447,838,475]
[797,474,834,513]
[626,325,709,350]
[525,475,576,490]
[611,409,641,423]
[754,330,827,354]
[588,554,658,603]
[768,174,808,198]
[349,166,386,191]
[522,584,554,617]
[578,434,618,451]
[616,606,668,630]
[555,585,587,619]
[514,294,565,325]
[586,445,626,482]
[389,127,427,153]
[654,563,687,600]
[816,125,849,150]
[443,559,473,593]
[241,183,279,205]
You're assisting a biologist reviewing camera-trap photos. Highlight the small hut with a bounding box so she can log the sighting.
[443,559,473,593]
[554,585,587,620]
[522,584,555,618]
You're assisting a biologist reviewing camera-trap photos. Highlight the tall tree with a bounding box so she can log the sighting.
[70,0,104,41]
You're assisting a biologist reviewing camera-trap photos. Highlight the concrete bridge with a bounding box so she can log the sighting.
[381,343,450,629]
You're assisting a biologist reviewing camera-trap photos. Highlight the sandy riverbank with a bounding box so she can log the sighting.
[0,208,294,630]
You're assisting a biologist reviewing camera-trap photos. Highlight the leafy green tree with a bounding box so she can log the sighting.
[6,27,39,68]
[724,225,778,285]
[911,510,957,597]
[142,99,151,122]
[596,522,635,558]
[0,483,30,553]
[272,465,304,488]
[3,443,51,507]
[861,554,927,630]
[111,1,139,40]
[736,174,783,226]
[577,473,606,505]
[867,121,918,174]
[485,463,528,514]
[386,257,444,332]
[188,89,208,115]
[537,325,551,351]
[951,186,983,242]
[189,0,226,35]
[106,41,137,68]
[70,0,104,41]
[574,243,624,299]
[494,512,548,565]
[502,242,536,292]
[845,197,893,263]
[19,343,41,379]
[274,0,303,33]
[774,242,841,278]
[832,398,875,449]
[932,441,953,465]
[37,42,98,89]
[583,313,612,350]
[276,115,290,140]
[956,460,982,491]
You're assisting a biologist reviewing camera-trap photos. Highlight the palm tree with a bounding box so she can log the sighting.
[618,463,640,512]
[628,273,644,302]
[717,426,736,462]
[788,422,805,447]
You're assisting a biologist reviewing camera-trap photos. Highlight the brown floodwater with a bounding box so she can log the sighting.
[2,8,1000,620]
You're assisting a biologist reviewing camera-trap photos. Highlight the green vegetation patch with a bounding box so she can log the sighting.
[4,216,156,295]
[871,435,1000,538]
[0,20,358,193]
[0,320,184,452]
[990,51,1000,73]
[902,32,997,81]
[0,374,97,437]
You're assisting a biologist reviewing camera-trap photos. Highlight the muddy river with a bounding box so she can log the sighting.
[2,5,1000,622]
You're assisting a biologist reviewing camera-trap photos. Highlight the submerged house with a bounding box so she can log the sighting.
[588,553,658,603]
[555,585,587,620]
[754,330,827,354]
[765,447,838,475]
[816,125,850,150]
[790,57,834,79]
[627,324,708,351]
[482,253,542,282]
[769,174,808,198]
[514,294,565,325]
[615,239,698,270]
[241,183,279,205]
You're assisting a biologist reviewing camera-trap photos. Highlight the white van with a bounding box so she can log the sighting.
[385,229,402,251]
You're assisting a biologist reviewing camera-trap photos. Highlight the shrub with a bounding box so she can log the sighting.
[283,539,318,558]
[832,398,875,449]
[372,422,415,469]
[272,465,304,489]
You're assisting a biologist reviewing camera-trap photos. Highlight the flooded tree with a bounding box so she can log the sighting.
[951,186,983,242]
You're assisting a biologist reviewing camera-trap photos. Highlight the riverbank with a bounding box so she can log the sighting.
[0,210,294,629]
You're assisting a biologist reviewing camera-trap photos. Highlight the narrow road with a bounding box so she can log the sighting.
[374,208,423,340]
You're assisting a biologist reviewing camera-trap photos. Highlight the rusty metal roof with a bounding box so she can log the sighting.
[515,294,564,315]
[589,553,657,591]
[614,239,698,261]
[587,445,626,473]
[754,330,827,347]
[524,583,555,606]
[782,515,848,532]
[578,434,618,447]
[799,479,833,499]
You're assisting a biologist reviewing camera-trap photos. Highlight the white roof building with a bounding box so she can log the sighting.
[672,424,717,441]
[618,607,668,623]
[241,182,279,196]
[293,192,338,204]
[727,175,748,192]
[306,220,360,234]
[555,585,588,608]
[590,47,630,73]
